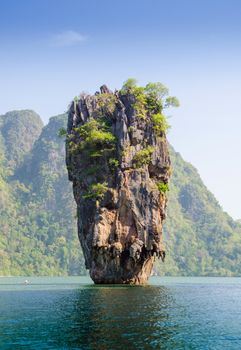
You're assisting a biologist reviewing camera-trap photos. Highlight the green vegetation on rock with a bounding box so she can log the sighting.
[133,146,154,168]
[74,118,115,157]
[157,181,169,194]
[83,182,108,200]
[108,158,119,169]
[121,78,179,123]
[96,93,117,114]
[151,113,170,135]
[69,115,117,202]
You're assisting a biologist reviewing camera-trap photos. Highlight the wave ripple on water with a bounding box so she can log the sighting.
[0,277,240,349]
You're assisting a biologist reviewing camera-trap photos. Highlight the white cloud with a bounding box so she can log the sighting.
[50,30,87,47]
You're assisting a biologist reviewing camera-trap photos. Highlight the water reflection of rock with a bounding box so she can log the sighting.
[58,286,179,349]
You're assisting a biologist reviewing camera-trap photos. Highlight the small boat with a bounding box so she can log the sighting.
[24,279,30,284]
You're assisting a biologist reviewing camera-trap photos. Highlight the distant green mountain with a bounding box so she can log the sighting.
[0,112,85,275]
[158,147,241,276]
[0,111,240,276]
[0,110,43,171]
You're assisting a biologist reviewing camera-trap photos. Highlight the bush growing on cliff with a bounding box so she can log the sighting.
[121,79,179,119]
[96,93,117,114]
[121,79,147,119]
[86,128,115,146]
[132,87,147,119]
[144,82,180,112]
[83,182,108,200]
[164,96,180,108]
[74,118,115,157]
[121,78,138,93]
[144,82,167,113]
[145,82,169,98]
[157,181,169,194]
[108,158,119,170]
[133,146,154,168]
[71,118,118,192]
[151,113,170,135]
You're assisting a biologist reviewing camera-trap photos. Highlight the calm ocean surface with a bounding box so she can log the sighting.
[0,277,240,349]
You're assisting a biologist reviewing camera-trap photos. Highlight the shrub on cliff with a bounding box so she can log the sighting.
[121,78,179,123]
[83,182,108,200]
[157,181,169,194]
[133,146,154,168]
[96,93,117,114]
[151,113,170,135]
[74,118,116,157]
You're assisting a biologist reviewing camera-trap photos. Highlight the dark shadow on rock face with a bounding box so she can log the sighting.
[55,286,179,350]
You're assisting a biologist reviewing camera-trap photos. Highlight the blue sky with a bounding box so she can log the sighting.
[1,0,241,218]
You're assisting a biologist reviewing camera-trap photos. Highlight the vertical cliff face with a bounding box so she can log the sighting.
[66,82,175,284]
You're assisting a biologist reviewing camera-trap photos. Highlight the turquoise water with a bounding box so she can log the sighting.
[0,277,240,349]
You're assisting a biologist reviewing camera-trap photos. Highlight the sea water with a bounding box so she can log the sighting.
[0,277,240,349]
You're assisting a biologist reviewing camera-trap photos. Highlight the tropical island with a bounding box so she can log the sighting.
[65,79,179,284]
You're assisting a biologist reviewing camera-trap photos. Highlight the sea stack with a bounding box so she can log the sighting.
[66,80,177,284]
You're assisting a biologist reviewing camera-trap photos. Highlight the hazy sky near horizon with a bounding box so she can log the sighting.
[0,0,241,219]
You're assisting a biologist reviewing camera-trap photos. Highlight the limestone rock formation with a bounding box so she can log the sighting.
[66,82,173,284]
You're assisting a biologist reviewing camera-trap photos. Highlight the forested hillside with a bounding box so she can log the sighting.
[158,147,241,276]
[0,111,240,276]
[0,112,85,275]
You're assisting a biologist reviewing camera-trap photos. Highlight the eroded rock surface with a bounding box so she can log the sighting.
[66,84,171,284]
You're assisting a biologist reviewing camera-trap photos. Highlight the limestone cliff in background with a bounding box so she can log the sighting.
[66,83,173,284]
[0,110,43,171]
